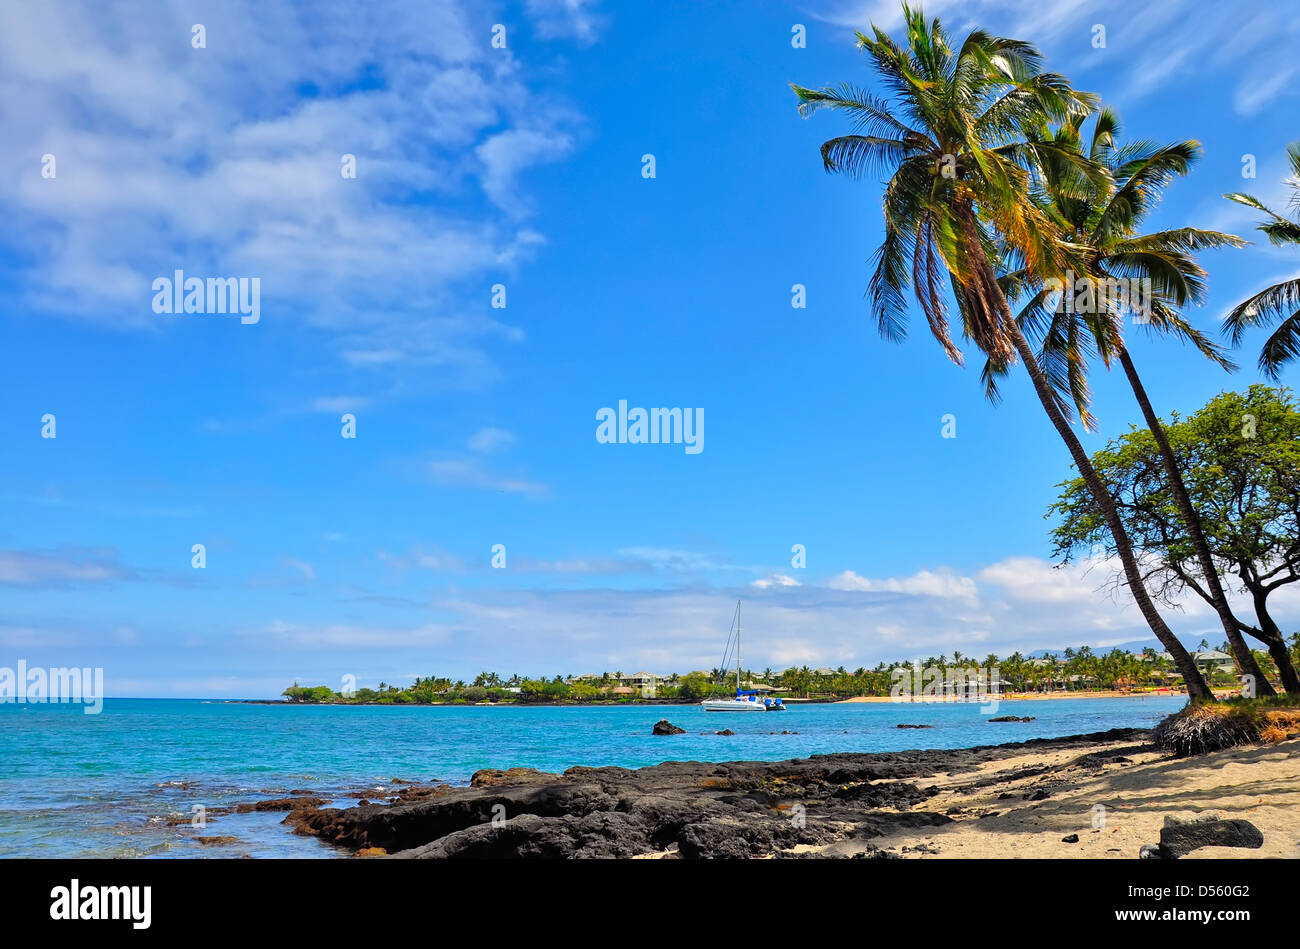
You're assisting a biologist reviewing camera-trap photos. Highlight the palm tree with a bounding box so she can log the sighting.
[791,3,1212,699]
[984,111,1274,693]
[1224,142,1300,377]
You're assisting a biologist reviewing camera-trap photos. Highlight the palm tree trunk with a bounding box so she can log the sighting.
[996,317,1213,700]
[1116,349,1278,695]
[949,206,1211,701]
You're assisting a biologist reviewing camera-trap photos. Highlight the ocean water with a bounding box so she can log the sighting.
[0,695,1186,858]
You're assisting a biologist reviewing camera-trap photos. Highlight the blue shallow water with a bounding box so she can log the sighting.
[0,695,1186,857]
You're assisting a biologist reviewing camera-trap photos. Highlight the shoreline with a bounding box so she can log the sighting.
[836,689,1191,703]
[253,691,1194,708]
[283,728,1298,859]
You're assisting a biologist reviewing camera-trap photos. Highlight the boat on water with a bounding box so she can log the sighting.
[700,600,786,712]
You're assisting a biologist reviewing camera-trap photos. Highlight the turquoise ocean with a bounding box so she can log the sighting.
[0,695,1186,858]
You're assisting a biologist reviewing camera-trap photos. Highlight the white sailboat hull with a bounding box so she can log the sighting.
[700,697,769,712]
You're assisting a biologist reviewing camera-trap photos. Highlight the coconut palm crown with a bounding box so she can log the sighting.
[790,4,1102,367]
[1224,142,1300,378]
[983,108,1246,428]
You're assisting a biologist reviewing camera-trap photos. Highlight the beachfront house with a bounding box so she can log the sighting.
[1192,650,1236,677]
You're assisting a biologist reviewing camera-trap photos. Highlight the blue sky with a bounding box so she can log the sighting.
[2,0,1298,697]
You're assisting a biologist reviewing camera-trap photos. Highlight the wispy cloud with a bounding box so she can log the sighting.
[0,546,136,587]
[428,457,549,497]
[0,0,584,385]
[468,426,517,454]
[814,0,1300,117]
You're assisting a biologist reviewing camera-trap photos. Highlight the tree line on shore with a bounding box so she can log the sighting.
[281,634,1300,705]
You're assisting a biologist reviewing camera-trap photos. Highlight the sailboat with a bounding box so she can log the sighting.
[700,600,786,712]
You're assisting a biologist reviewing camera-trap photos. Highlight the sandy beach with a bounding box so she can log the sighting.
[804,733,1300,858]
[836,690,1192,703]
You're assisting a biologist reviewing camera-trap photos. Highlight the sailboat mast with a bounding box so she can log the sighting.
[736,599,742,693]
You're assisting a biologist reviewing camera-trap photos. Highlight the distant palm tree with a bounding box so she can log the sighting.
[1224,142,1300,377]
[792,4,1211,698]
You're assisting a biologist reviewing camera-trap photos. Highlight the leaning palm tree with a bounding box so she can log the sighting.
[1224,142,1300,377]
[984,111,1281,692]
[791,4,1213,698]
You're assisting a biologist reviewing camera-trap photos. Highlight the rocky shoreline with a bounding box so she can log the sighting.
[273,726,1279,859]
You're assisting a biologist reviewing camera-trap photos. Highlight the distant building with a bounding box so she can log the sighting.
[1192,651,1235,675]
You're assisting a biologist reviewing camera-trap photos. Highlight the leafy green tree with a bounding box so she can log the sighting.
[676,672,713,701]
[281,684,335,703]
[1050,386,1300,692]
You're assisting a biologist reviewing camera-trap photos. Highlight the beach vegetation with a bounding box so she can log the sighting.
[1050,386,1300,693]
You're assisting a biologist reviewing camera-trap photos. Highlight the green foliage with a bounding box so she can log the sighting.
[281,683,336,703]
[1049,385,1300,607]
[674,673,713,701]
[791,3,1098,368]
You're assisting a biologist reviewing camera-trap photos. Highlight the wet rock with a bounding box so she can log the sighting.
[716,729,735,736]
[289,726,1150,859]
[470,767,558,788]
[989,716,1036,723]
[194,835,240,846]
[896,724,933,729]
[234,796,326,813]
[652,720,686,736]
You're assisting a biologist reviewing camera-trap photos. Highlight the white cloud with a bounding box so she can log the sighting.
[814,0,1300,119]
[428,457,548,497]
[524,0,604,43]
[477,127,574,211]
[827,567,979,604]
[282,558,317,582]
[377,547,465,571]
[751,574,801,590]
[0,0,582,383]
[978,556,1102,605]
[0,547,134,587]
[468,426,517,454]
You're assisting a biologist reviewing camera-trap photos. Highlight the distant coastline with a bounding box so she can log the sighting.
[252,690,1205,708]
